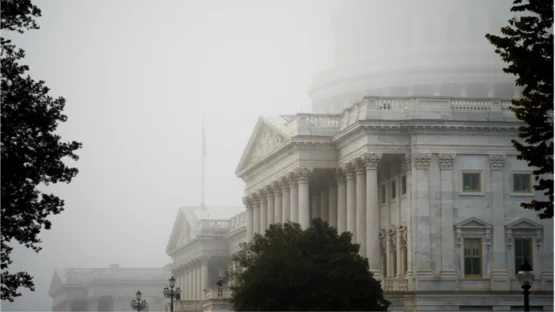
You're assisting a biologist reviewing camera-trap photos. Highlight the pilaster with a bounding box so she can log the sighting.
[404,153,416,289]
[438,154,458,289]
[335,168,347,234]
[489,154,510,290]
[252,194,260,235]
[413,153,433,284]
[265,185,275,227]
[258,189,268,233]
[363,153,382,280]
[328,177,338,228]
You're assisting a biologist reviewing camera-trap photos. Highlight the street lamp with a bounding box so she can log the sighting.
[130,290,147,312]
[517,257,535,312]
[163,276,181,312]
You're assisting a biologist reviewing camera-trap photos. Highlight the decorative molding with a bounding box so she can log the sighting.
[505,217,543,250]
[242,196,253,208]
[287,171,298,188]
[489,154,506,170]
[335,168,346,185]
[379,229,387,255]
[388,227,397,251]
[413,153,432,170]
[247,124,288,166]
[398,224,407,248]
[295,167,313,182]
[454,217,493,248]
[404,153,411,171]
[279,176,289,191]
[438,154,456,170]
[362,152,381,170]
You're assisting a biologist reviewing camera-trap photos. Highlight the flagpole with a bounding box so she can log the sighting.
[201,115,206,211]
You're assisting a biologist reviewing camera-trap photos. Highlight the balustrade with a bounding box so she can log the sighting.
[383,277,409,292]
[204,287,232,300]
[170,300,203,312]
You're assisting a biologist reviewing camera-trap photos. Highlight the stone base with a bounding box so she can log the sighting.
[202,299,232,312]
[438,270,458,291]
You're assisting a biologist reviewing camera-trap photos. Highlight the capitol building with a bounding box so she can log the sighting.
[165,1,553,311]
[50,0,553,311]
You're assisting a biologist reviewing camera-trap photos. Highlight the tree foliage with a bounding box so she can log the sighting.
[1,0,82,301]
[486,0,553,219]
[230,219,390,311]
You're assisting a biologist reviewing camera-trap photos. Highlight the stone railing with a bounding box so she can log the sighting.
[285,96,519,135]
[383,276,409,292]
[230,211,247,231]
[205,287,232,300]
[168,300,203,312]
[196,220,231,236]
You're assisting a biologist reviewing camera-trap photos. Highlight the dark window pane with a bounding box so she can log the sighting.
[514,174,531,192]
[391,181,396,199]
[402,176,407,195]
[463,173,481,192]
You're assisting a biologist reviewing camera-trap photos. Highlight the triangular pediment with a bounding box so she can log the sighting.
[236,117,291,175]
[165,209,192,255]
[455,217,492,229]
[506,218,542,230]
[48,270,65,297]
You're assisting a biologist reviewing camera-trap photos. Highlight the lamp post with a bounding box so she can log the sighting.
[517,258,535,312]
[130,290,147,312]
[163,276,181,312]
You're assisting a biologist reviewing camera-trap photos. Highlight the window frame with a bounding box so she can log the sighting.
[401,175,407,196]
[513,238,533,277]
[461,171,483,195]
[511,172,534,196]
[454,217,492,280]
[463,238,483,278]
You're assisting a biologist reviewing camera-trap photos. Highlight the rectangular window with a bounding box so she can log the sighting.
[391,251,397,276]
[464,238,482,277]
[513,173,532,193]
[403,245,408,274]
[391,180,396,199]
[401,176,407,195]
[462,172,481,192]
[514,238,533,276]
[380,185,386,204]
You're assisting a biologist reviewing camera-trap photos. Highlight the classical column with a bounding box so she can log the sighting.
[266,186,275,227]
[274,181,282,224]
[490,154,510,290]
[280,177,290,223]
[243,196,254,241]
[289,172,299,223]
[297,167,312,229]
[320,188,329,222]
[346,164,356,239]
[253,194,260,235]
[336,169,347,233]
[414,153,433,279]
[328,179,338,228]
[192,263,197,300]
[259,189,268,233]
[364,153,382,279]
[201,257,209,296]
[356,159,367,256]
[439,154,457,282]
[404,154,414,282]
[176,273,182,299]
[184,269,190,300]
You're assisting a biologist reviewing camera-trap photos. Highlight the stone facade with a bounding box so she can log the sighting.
[48,265,169,311]
[233,96,554,311]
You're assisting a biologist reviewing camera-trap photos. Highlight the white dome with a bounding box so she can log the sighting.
[309,0,520,113]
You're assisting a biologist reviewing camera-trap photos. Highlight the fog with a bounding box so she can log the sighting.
[1,1,337,310]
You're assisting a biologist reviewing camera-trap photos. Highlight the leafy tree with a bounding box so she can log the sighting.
[486,0,553,219]
[230,219,390,311]
[1,0,82,301]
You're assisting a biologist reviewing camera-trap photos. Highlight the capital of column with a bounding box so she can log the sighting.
[413,153,432,170]
[242,196,254,209]
[335,168,346,185]
[361,152,381,170]
[199,255,210,265]
[295,167,313,183]
[257,189,268,201]
[489,154,506,170]
[354,158,366,175]
[343,163,356,180]
[438,154,456,170]
[279,176,290,192]
[271,181,282,196]
[287,171,298,189]
[265,184,276,196]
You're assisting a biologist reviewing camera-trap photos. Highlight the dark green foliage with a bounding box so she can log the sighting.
[230,219,390,311]
[1,0,82,301]
[486,0,553,219]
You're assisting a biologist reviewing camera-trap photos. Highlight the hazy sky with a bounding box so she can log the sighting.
[2,0,337,310]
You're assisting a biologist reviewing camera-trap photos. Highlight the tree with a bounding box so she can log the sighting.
[230,219,390,311]
[486,0,553,219]
[1,0,82,301]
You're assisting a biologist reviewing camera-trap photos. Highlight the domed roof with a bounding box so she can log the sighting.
[309,0,519,113]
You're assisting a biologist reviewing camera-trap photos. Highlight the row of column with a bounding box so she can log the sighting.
[174,257,209,301]
[241,153,384,279]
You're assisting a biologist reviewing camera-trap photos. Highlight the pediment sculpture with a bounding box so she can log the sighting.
[248,124,287,165]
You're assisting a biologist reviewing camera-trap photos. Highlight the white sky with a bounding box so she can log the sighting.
[3,0,337,310]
